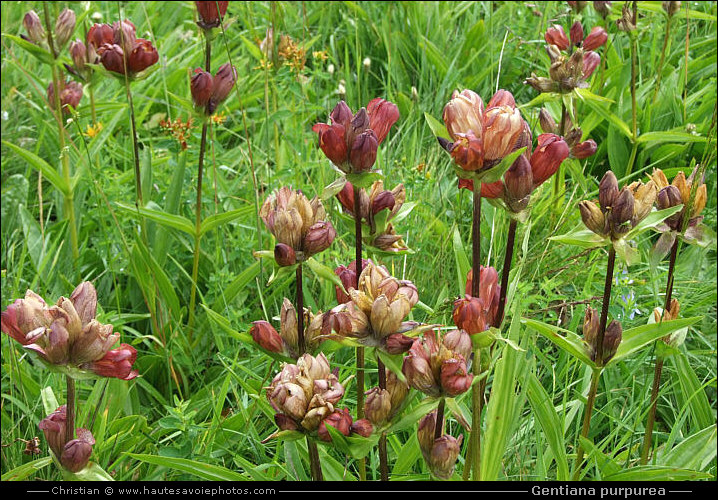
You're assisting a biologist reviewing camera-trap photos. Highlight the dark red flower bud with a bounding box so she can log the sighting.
[274,414,299,431]
[583,27,608,51]
[128,39,158,74]
[112,20,136,54]
[99,43,125,74]
[582,50,601,78]
[599,171,619,210]
[70,40,87,71]
[330,100,353,128]
[274,243,297,267]
[384,333,414,354]
[440,356,473,397]
[313,123,348,167]
[48,81,83,114]
[504,155,533,202]
[371,190,396,215]
[452,295,487,335]
[366,98,400,144]
[250,321,284,353]
[60,428,95,473]
[336,181,355,215]
[656,185,682,211]
[87,23,114,49]
[350,418,373,437]
[23,11,45,44]
[487,89,516,109]
[570,21,584,46]
[349,130,379,172]
[545,25,569,51]
[209,63,236,111]
[572,139,597,159]
[191,69,214,108]
[318,408,353,442]
[611,187,635,229]
[334,266,356,304]
[303,221,336,256]
[81,343,138,380]
[600,320,622,365]
[196,1,229,29]
[530,134,569,186]
[54,9,76,49]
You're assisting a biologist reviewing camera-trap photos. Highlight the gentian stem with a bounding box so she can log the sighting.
[353,184,367,481]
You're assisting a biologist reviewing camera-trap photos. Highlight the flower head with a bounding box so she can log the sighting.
[417,410,463,480]
[38,406,95,473]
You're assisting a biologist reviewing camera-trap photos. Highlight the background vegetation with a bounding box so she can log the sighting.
[1,1,716,481]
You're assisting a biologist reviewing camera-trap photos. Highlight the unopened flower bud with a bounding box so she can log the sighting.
[526,74,559,94]
[611,187,635,233]
[128,39,158,74]
[99,43,125,74]
[440,356,473,397]
[583,306,600,348]
[386,370,408,416]
[530,134,570,186]
[87,23,114,50]
[570,21,584,46]
[196,1,229,29]
[209,63,237,113]
[582,50,601,78]
[275,413,299,431]
[371,190,396,215]
[273,243,297,267]
[572,139,597,159]
[504,155,533,203]
[539,109,557,134]
[384,332,414,354]
[23,11,45,44]
[54,9,76,49]
[303,221,336,256]
[545,25,569,51]
[350,418,373,437]
[443,329,472,361]
[60,429,95,473]
[250,321,284,353]
[599,171,619,210]
[349,130,379,172]
[617,2,637,32]
[318,408,352,442]
[364,387,391,425]
[583,27,608,51]
[453,295,486,335]
[692,184,706,219]
[601,320,622,365]
[70,40,87,71]
[579,201,606,236]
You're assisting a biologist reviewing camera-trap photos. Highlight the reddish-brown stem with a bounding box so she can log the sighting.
[496,218,517,327]
[595,247,617,365]
[65,376,76,445]
[353,185,367,481]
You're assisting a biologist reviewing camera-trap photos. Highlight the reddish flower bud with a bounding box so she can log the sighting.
[599,171,619,210]
[539,109,558,135]
[450,132,485,171]
[23,11,45,44]
[579,201,606,235]
[250,321,284,353]
[81,343,138,380]
[330,100,353,128]
[364,387,392,425]
[612,187,635,227]
[384,332,414,354]
[600,320,622,365]
[487,89,516,109]
[350,418,374,437]
[128,39,159,74]
[545,25,569,51]
[349,130,379,172]
[583,27,608,51]
[99,43,126,74]
[570,21,585,46]
[656,185,683,227]
[572,139,597,159]
[313,123,348,167]
[54,9,76,49]
[38,405,68,460]
[582,50,601,78]
[112,20,136,54]
[87,23,114,49]
[440,356,473,397]
[48,81,83,114]
[70,40,87,70]
[453,295,487,335]
[583,306,600,348]
[274,243,297,267]
[371,190,396,215]
[593,1,613,18]
[196,1,229,29]
[317,408,352,442]
[530,134,569,186]
[303,220,336,256]
[366,98,400,144]
[504,155,533,202]
[191,69,214,108]
[443,329,473,361]
[336,181,355,215]
[60,428,95,473]
[209,63,237,112]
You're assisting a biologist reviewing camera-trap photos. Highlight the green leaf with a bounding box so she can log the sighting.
[549,227,607,249]
[41,386,59,416]
[3,34,54,65]
[376,349,405,380]
[522,318,595,367]
[671,352,714,430]
[304,257,345,291]
[345,171,383,189]
[608,317,701,366]
[1,457,53,481]
[526,374,569,480]
[115,202,195,235]
[452,227,471,296]
[659,425,717,470]
[580,96,633,140]
[212,261,261,311]
[320,177,348,200]
[424,111,450,140]
[3,141,69,196]
[603,466,712,481]
[573,87,615,104]
[577,436,621,478]
[132,239,182,322]
[387,397,440,433]
[126,453,249,481]
[623,205,684,241]
[636,131,707,144]
[200,206,253,236]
